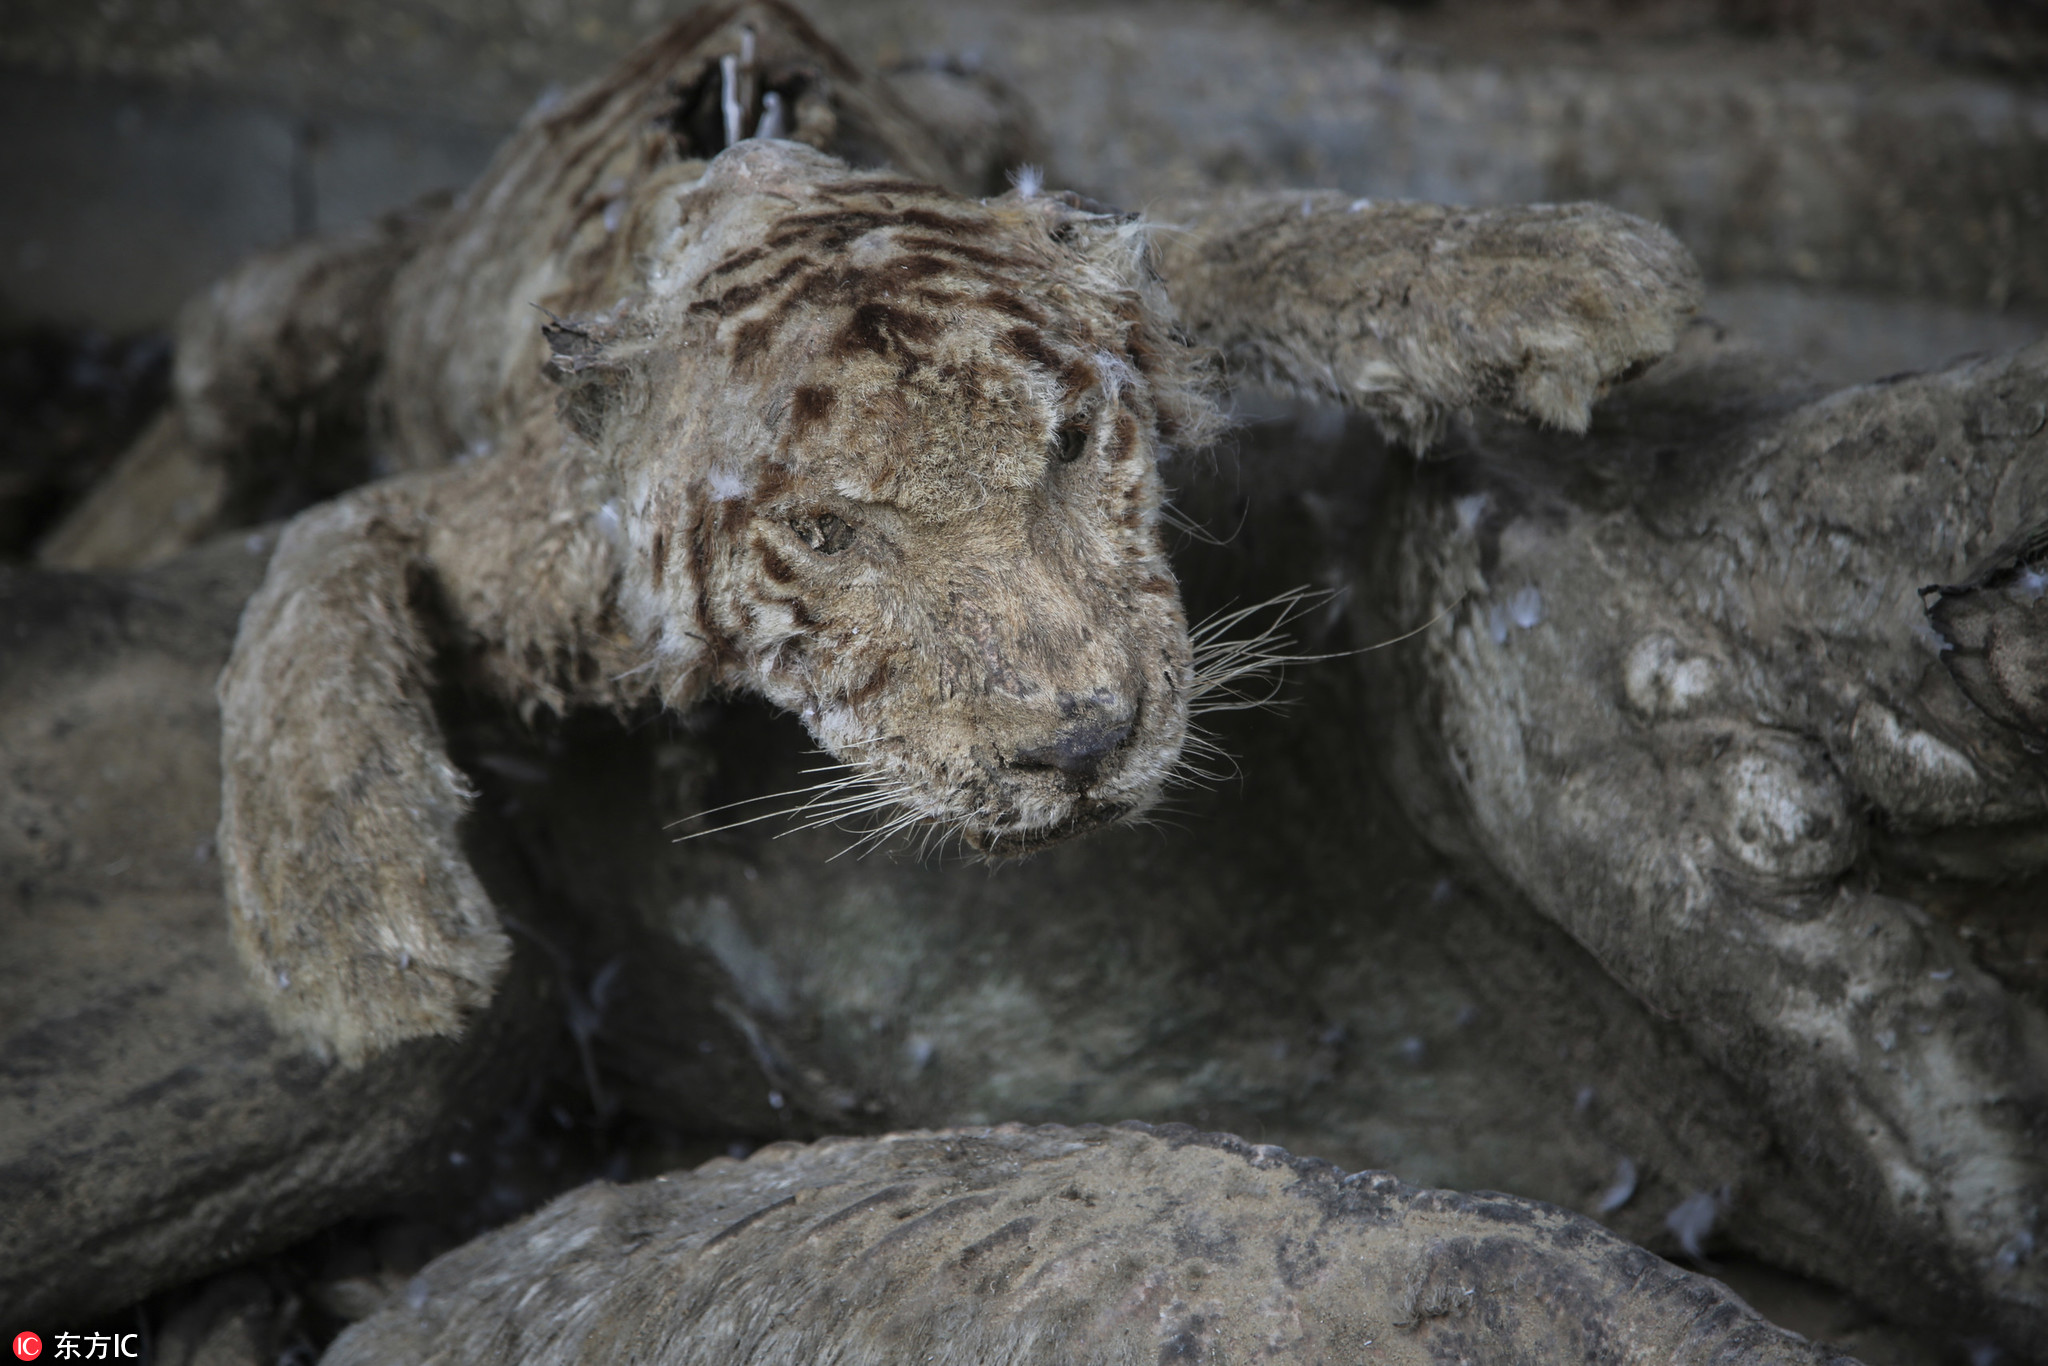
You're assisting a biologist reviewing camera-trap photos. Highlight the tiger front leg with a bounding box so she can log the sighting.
[1146,191,1702,448]
[217,450,635,1063]
[218,488,510,1063]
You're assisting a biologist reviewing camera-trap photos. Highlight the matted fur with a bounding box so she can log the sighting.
[325,1124,1844,1366]
[199,1,1701,1060]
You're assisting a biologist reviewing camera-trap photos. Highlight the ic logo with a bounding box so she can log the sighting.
[11,1334,39,1362]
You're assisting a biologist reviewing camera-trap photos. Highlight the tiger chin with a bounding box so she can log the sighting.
[184,2,1702,1060]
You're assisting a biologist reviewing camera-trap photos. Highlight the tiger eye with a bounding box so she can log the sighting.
[795,512,856,554]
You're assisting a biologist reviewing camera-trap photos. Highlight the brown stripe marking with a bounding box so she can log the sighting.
[789,384,836,438]
[705,243,772,279]
[998,326,1064,374]
[753,461,796,502]
[981,289,1048,325]
[757,212,1000,270]
[703,257,808,315]
[893,235,1034,273]
[651,530,667,589]
[714,494,750,535]
[835,302,941,359]
[1109,411,1140,462]
[783,260,911,311]
[895,207,995,236]
[730,316,777,365]
[1126,327,1159,378]
[687,510,739,663]
[762,221,881,256]
[909,287,970,311]
[759,209,905,252]
[774,208,898,234]
[781,265,849,312]
[757,540,798,585]
[777,259,955,316]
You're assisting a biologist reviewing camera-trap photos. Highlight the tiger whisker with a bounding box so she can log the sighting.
[828,805,929,862]
[1167,587,1459,791]
[776,792,914,838]
[800,734,900,755]
[673,768,909,840]
[1158,498,1245,548]
[664,768,866,829]
[673,791,874,840]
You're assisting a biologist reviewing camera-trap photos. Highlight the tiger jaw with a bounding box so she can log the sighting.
[810,771,1154,861]
[792,675,1187,857]
[961,797,1139,858]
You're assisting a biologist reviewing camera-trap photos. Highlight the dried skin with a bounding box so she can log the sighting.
[1148,191,1701,447]
[327,1124,1848,1366]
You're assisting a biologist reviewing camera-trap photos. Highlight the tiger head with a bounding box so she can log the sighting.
[548,140,1223,855]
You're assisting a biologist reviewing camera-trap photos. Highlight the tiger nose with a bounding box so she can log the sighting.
[1007,691,1136,788]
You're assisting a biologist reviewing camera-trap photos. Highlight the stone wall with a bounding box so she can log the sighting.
[3,0,2045,377]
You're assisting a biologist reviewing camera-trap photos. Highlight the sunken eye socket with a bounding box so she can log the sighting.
[792,511,857,555]
[1055,424,1090,464]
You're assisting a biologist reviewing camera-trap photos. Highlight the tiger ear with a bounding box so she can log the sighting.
[1011,189,1137,252]
[540,311,639,444]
